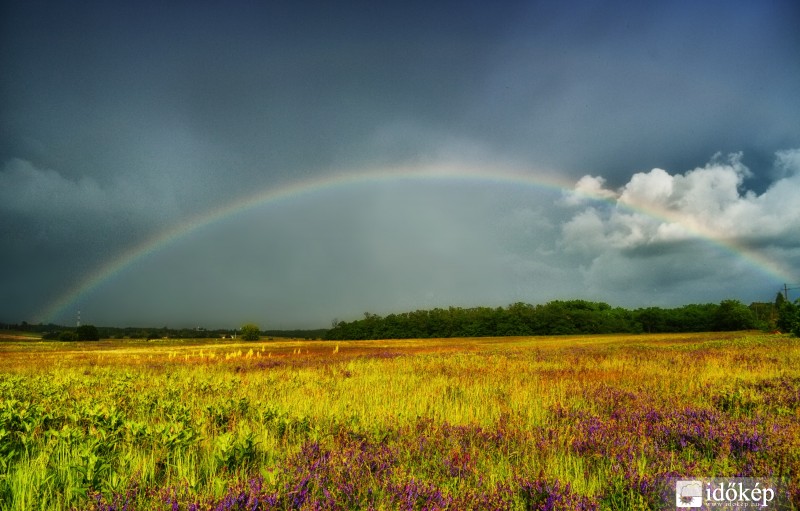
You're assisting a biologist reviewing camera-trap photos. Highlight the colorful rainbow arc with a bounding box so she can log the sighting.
[36,164,794,324]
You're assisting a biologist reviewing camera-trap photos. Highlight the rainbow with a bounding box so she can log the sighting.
[36,164,794,324]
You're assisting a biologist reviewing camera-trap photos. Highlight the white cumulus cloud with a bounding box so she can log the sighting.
[564,151,800,247]
[562,175,618,205]
[559,150,800,292]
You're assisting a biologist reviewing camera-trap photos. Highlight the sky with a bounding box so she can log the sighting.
[1,0,799,329]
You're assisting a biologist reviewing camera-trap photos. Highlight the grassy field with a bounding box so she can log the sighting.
[0,332,798,510]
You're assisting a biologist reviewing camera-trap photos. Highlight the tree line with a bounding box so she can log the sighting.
[7,324,322,342]
[5,295,798,342]
[325,298,800,340]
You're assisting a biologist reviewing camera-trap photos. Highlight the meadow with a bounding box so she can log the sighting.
[0,332,797,510]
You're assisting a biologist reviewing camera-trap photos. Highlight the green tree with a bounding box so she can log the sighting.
[776,299,799,335]
[240,323,261,341]
[714,300,756,331]
[748,302,775,330]
[76,324,100,341]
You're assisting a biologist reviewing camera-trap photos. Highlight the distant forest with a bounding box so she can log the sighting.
[5,296,797,341]
[1,323,328,341]
[325,299,786,340]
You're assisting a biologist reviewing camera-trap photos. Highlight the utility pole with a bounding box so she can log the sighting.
[783,283,800,301]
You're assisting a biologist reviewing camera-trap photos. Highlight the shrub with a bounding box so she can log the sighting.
[58,331,79,342]
[240,323,260,341]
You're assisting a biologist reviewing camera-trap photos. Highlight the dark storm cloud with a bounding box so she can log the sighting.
[7,0,794,185]
[1,1,519,181]
[466,1,800,183]
[1,0,799,326]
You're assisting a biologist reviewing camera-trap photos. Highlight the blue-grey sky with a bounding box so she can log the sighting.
[2,0,799,328]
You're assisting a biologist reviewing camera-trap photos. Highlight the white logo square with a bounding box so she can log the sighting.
[676,480,703,508]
